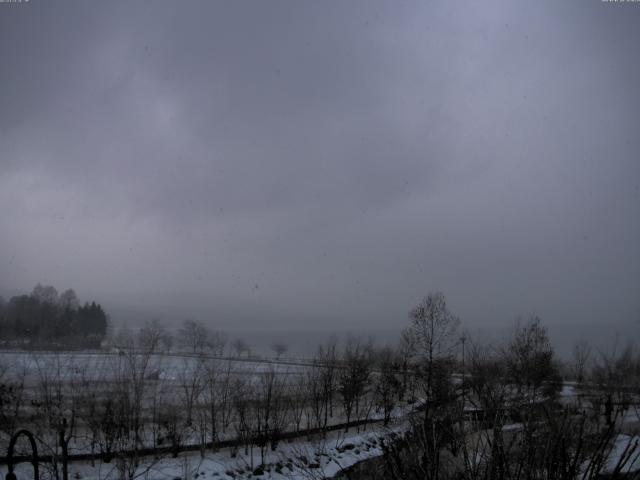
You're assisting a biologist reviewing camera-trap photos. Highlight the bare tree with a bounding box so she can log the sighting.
[380,293,461,480]
[31,283,59,304]
[374,346,401,426]
[464,340,512,479]
[398,331,417,402]
[338,336,372,431]
[58,289,79,310]
[210,330,228,356]
[254,366,287,465]
[198,355,222,451]
[177,358,204,429]
[179,319,211,354]
[112,324,135,351]
[287,373,308,434]
[107,339,165,479]
[0,357,26,440]
[317,337,338,424]
[231,338,251,357]
[592,342,640,426]
[381,330,638,480]
[75,356,111,467]
[31,354,84,480]
[157,397,185,458]
[138,319,173,353]
[218,359,235,434]
[231,376,254,460]
[404,292,460,402]
[505,315,560,403]
[271,342,289,359]
[305,360,326,431]
[572,338,592,383]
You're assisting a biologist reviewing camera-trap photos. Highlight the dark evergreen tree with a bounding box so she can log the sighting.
[1,285,108,348]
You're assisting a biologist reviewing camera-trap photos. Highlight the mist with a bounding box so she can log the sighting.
[1,1,639,350]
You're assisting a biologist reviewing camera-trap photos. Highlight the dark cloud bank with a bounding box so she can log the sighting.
[1,1,639,353]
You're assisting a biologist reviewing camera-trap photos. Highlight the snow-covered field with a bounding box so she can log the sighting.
[0,350,414,480]
[3,421,404,480]
[0,351,308,386]
[2,351,640,479]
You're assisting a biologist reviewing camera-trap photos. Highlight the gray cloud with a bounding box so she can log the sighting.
[1,1,639,340]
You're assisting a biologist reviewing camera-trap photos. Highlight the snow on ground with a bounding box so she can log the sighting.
[601,434,640,475]
[559,383,576,398]
[3,423,404,480]
[0,351,308,386]
[501,422,524,432]
[621,407,640,428]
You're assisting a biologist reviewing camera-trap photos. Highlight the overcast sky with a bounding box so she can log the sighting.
[1,1,639,336]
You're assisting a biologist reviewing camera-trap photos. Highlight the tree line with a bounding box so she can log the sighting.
[376,293,640,480]
[0,284,108,349]
[0,291,638,480]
